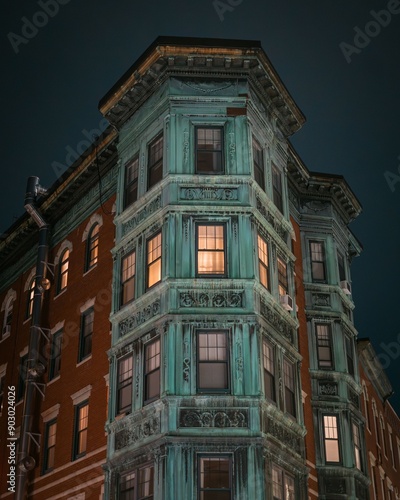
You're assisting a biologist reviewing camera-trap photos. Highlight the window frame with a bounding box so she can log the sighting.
[197,330,230,394]
[352,422,362,471]
[143,338,161,406]
[271,164,283,213]
[85,223,99,272]
[49,330,62,381]
[195,126,224,175]
[17,353,28,401]
[252,137,265,189]
[196,223,227,278]
[78,308,94,362]
[2,299,13,338]
[272,464,295,500]
[43,419,57,474]
[72,400,89,460]
[147,133,163,190]
[57,249,69,293]
[323,414,341,464]
[315,323,333,370]
[345,335,355,377]
[146,232,162,290]
[283,358,296,418]
[277,256,288,297]
[262,339,276,403]
[124,155,139,209]
[257,234,270,290]
[26,278,35,319]
[198,455,232,499]
[119,463,154,500]
[116,354,133,415]
[309,240,326,283]
[121,250,136,307]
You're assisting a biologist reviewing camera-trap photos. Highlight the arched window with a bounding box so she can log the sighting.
[57,249,69,293]
[26,278,35,319]
[85,224,99,271]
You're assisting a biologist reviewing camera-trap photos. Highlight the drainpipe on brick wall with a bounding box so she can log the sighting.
[16,177,49,500]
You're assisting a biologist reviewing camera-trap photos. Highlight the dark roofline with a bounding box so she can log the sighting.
[98,35,262,109]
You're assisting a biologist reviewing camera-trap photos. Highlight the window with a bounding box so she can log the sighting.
[283,358,296,417]
[57,249,69,293]
[258,234,269,289]
[124,156,139,208]
[0,373,5,414]
[43,419,57,473]
[253,138,264,189]
[337,252,346,282]
[316,324,333,369]
[196,127,224,174]
[119,464,154,500]
[148,134,163,189]
[85,224,99,271]
[17,353,28,401]
[310,241,326,282]
[388,427,396,469]
[49,330,62,380]
[272,465,295,500]
[345,336,355,377]
[196,224,226,277]
[362,385,370,431]
[199,456,231,500]
[26,278,35,319]
[353,422,362,470]
[121,251,136,306]
[323,415,340,463]
[197,331,229,393]
[380,417,387,457]
[277,257,288,296]
[272,164,283,213]
[117,354,133,415]
[78,309,94,362]
[263,340,276,402]
[73,401,89,459]
[144,339,160,405]
[2,300,13,338]
[146,233,162,289]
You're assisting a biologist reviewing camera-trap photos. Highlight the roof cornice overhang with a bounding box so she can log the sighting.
[98,36,305,136]
[357,339,393,402]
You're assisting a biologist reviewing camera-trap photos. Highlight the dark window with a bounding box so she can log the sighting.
[121,251,136,306]
[253,138,264,189]
[263,340,276,402]
[258,234,269,290]
[146,233,162,289]
[284,358,296,418]
[310,241,326,282]
[85,224,99,271]
[197,331,229,393]
[78,309,94,362]
[196,127,224,174]
[26,278,35,319]
[345,336,355,377]
[272,465,295,500]
[43,419,57,473]
[277,257,288,296]
[199,456,231,500]
[196,224,226,277]
[316,324,333,369]
[49,330,62,380]
[57,249,69,293]
[144,339,160,405]
[124,156,139,208]
[17,353,28,401]
[337,252,346,282]
[272,165,283,213]
[117,354,133,415]
[0,374,5,414]
[148,134,163,189]
[353,422,362,470]
[119,465,154,500]
[323,415,340,463]
[73,401,89,460]
[3,300,13,338]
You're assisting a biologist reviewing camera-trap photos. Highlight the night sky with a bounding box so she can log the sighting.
[1,1,400,411]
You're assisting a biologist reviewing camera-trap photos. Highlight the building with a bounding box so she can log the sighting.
[0,36,398,500]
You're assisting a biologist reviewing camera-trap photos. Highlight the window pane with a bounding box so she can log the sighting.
[124,157,139,207]
[144,340,160,403]
[196,128,223,174]
[277,257,288,296]
[263,341,275,401]
[197,225,225,276]
[138,465,154,499]
[122,251,136,305]
[147,234,162,288]
[310,241,326,281]
[272,166,283,212]
[316,324,332,368]
[148,135,163,189]
[197,331,228,391]
[324,415,340,462]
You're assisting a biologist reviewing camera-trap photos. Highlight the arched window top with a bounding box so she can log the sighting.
[26,277,36,319]
[82,214,103,242]
[1,289,16,312]
[361,381,369,401]
[54,240,73,266]
[85,223,100,272]
[24,268,36,292]
[57,248,70,293]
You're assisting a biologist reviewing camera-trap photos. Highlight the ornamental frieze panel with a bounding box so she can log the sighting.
[256,196,287,240]
[312,293,331,307]
[324,478,346,495]
[115,416,160,450]
[179,409,248,428]
[180,187,238,201]
[265,418,301,454]
[179,290,243,309]
[260,301,294,343]
[318,382,338,397]
[122,195,162,235]
[119,300,160,336]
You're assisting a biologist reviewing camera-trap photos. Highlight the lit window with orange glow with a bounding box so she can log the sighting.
[196,224,226,277]
[147,233,162,289]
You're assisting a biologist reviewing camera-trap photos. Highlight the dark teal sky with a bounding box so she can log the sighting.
[1,0,400,410]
